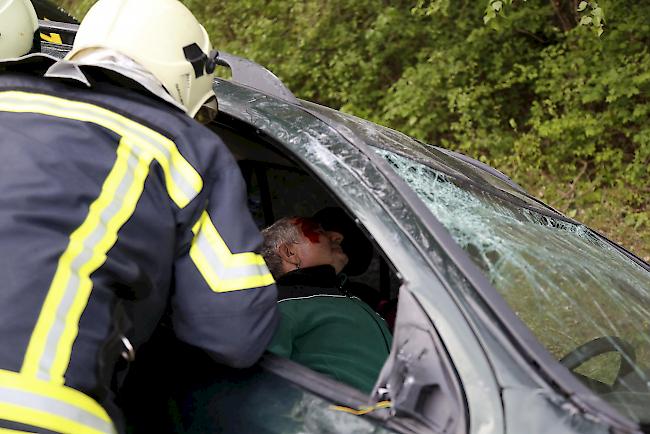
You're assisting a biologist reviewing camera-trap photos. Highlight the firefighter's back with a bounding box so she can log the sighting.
[0,70,228,433]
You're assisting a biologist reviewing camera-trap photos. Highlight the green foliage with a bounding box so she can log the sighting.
[484,0,605,36]
[57,0,92,18]
[58,0,649,260]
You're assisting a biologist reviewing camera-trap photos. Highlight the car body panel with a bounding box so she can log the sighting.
[502,388,610,434]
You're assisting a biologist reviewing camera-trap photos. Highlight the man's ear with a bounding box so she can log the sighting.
[278,242,299,266]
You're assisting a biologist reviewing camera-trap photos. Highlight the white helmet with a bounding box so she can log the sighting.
[0,0,39,59]
[67,0,218,117]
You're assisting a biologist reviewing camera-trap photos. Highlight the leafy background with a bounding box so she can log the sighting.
[57,0,649,261]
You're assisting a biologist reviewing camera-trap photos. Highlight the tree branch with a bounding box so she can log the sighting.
[515,28,548,44]
[550,0,574,32]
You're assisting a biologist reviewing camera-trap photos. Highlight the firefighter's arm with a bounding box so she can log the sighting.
[171,161,278,368]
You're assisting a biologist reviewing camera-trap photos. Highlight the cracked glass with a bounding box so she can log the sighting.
[372,147,650,424]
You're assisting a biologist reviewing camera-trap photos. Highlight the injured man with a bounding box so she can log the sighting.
[260,208,392,394]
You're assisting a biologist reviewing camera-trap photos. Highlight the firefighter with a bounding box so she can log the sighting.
[0,0,39,59]
[0,0,278,433]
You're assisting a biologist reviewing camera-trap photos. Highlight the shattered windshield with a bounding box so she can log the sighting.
[372,147,650,424]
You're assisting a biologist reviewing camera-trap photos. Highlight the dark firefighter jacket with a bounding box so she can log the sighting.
[267,265,392,394]
[0,68,278,434]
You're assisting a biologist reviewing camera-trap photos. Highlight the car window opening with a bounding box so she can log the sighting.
[211,119,403,394]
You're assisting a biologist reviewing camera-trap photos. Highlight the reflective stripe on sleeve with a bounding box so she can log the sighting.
[190,211,275,292]
[0,370,116,434]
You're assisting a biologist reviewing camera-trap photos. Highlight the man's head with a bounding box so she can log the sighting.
[312,207,373,276]
[0,0,39,60]
[67,0,217,117]
[261,217,349,279]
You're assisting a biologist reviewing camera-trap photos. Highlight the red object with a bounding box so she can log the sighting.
[294,217,322,243]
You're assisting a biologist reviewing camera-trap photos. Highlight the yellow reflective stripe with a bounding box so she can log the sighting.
[191,212,268,267]
[21,139,152,382]
[191,249,276,292]
[40,33,63,44]
[0,403,107,434]
[0,370,114,434]
[0,91,202,208]
[190,211,275,292]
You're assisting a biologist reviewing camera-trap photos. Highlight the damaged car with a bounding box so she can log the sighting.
[31,16,650,434]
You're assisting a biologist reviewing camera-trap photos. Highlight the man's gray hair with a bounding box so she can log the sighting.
[261,217,302,279]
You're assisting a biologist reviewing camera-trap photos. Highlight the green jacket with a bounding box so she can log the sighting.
[268,266,392,394]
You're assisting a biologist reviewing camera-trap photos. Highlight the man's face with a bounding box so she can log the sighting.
[292,218,349,274]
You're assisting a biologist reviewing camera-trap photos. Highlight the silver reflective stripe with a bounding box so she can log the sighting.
[193,227,269,281]
[0,95,198,205]
[0,387,115,434]
[36,151,140,381]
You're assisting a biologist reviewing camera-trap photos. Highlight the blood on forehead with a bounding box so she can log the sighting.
[293,217,322,243]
